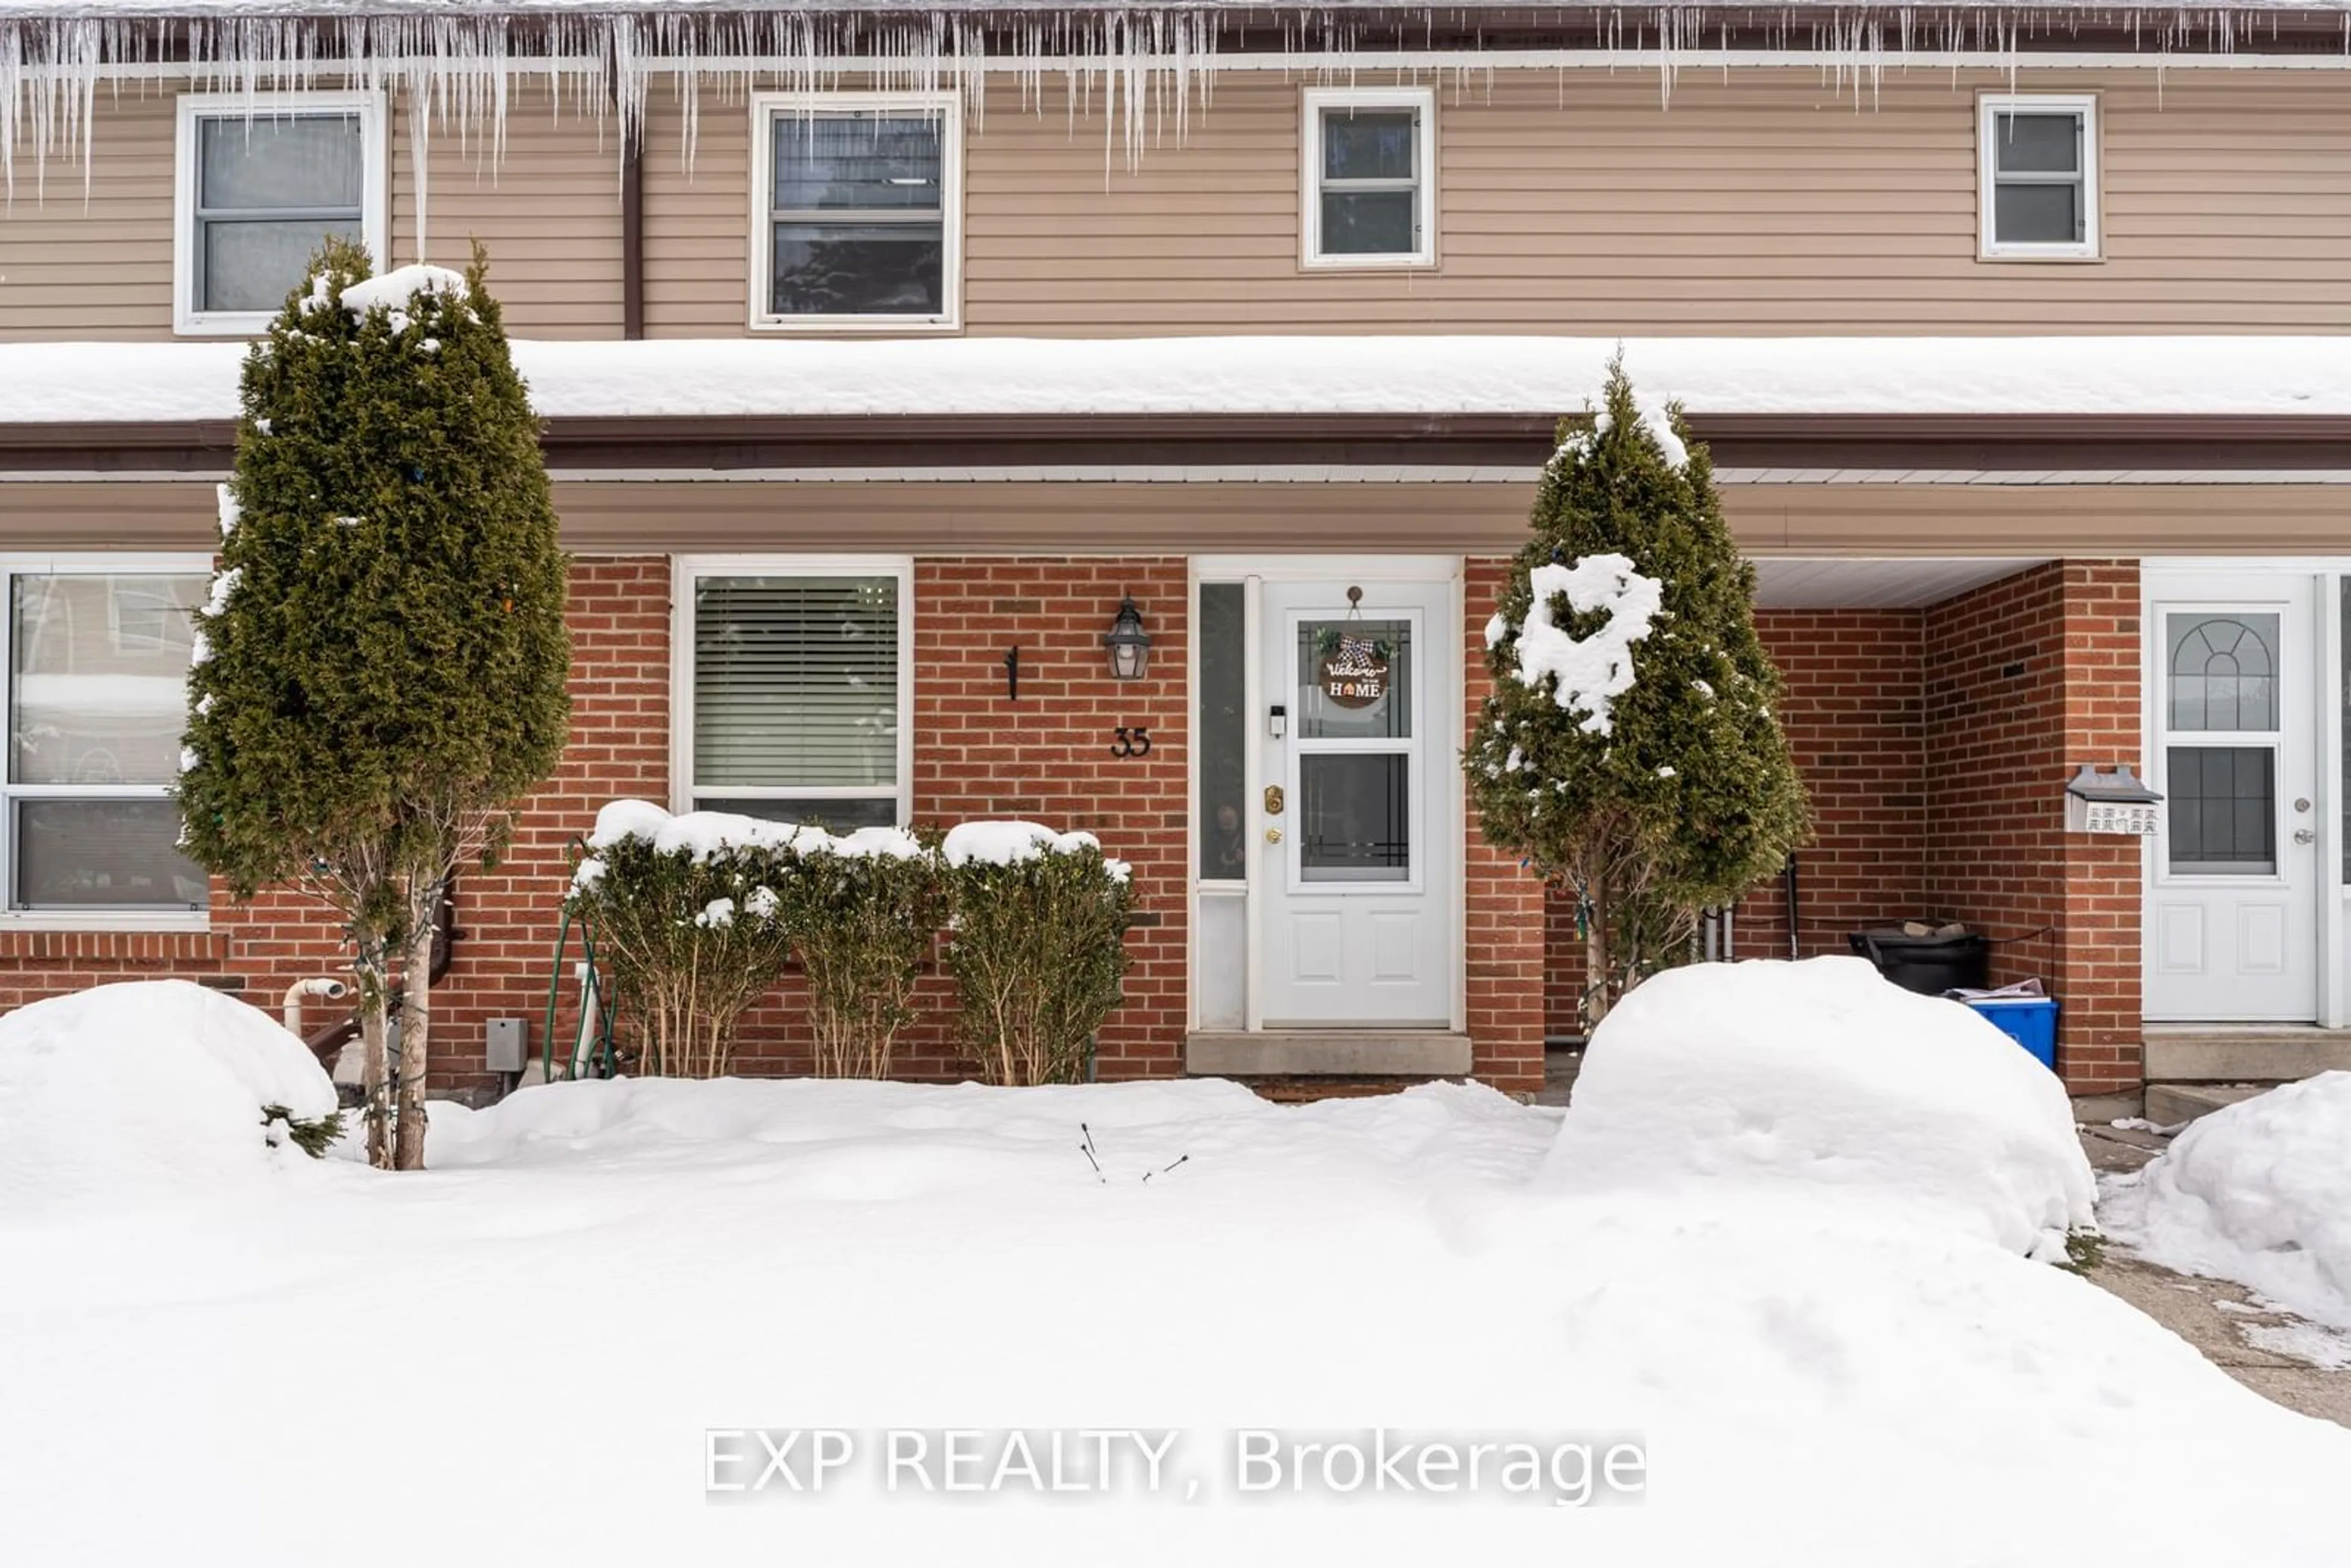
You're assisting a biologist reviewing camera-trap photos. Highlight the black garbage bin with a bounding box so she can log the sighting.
[1847,925,1990,996]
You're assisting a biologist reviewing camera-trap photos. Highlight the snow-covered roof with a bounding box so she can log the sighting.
[2,336,2347,424]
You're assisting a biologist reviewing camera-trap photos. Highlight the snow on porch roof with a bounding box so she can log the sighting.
[1,336,2347,427]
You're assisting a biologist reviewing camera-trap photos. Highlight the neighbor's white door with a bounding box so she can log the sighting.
[1256,580,1455,1027]
[2145,577,2320,1021]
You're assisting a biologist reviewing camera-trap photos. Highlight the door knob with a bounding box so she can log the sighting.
[2295,828,2317,846]
[1265,827,1283,844]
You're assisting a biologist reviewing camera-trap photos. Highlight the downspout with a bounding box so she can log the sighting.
[619,89,645,339]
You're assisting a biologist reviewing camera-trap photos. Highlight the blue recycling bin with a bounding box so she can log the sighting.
[1963,997,2059,1072]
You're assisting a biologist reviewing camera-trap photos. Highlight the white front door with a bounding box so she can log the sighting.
[1256,579,1456,1027]
[2145,576,2320,1021]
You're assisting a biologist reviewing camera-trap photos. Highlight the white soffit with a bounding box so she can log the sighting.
[1751,557,2048,610]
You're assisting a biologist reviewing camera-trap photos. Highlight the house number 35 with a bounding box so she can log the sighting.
[1110,727,1153,759]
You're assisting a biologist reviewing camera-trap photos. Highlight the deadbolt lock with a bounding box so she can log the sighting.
[1264,784,1285,815]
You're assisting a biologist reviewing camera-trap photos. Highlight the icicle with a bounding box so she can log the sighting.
[5,4,2350,199]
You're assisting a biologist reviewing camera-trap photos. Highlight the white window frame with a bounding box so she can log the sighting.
[173,90,389,339]
[1300,84,1437,271]
[669,555,917,827]
[1978,92,2101,261]
[748,90,964,334]
[0,553,214,932]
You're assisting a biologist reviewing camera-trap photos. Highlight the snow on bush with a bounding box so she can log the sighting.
[0,980,337,1210]
[943,818,1132,882]
[1495,553,1663,737]
[2102,1071,2351,1331]
[1542,956,2094,1258]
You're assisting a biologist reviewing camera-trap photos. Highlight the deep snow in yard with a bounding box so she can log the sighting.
[2,972,2349,1566]
[2103,1072,2351,1366]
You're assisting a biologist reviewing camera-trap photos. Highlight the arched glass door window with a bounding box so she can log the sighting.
[2165,612,2282,877]
[2169,615,2278,732]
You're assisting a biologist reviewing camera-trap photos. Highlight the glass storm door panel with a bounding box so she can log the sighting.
[1256,582,1454,1029]
[2145,586,2319,1022]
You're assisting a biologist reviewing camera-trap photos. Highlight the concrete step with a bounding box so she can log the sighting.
[1185,1030,1471,1076]
[2143,1082,2270,1127]
[2142,1028,2351,1084]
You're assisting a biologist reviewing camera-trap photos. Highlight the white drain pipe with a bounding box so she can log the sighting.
[282,977,350,1037]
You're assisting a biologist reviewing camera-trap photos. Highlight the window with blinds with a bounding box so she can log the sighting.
[688,573,906,830]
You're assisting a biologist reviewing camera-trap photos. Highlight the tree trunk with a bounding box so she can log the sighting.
[1583,873,1613,1029]
[394,882,438,1171]
[356,946,395,1171]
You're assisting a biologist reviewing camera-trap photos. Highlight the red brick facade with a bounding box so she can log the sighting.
[1543,561,2143,1094]
[0,553,1551,1098]
[1464,559,1550,1095]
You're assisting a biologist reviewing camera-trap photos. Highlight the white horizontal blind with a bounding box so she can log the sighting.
[691,574,901,796]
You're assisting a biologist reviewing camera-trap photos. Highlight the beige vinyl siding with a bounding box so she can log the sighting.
[0,86,620,341]
[2,479,2336,559]
[6,66,2349,342]
[647,68,2351,338]
[388,90,624,339]
[0,92,178,340]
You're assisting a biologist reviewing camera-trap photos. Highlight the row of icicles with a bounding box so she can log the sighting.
[2,4,2345,193]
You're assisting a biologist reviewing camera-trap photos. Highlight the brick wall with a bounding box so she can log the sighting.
[0,929,231,1010]
[1464,558,1550,1095]
[1921,560,2142,1094]
[1545,607,1930,1038]
[223,556,674,1097]
[1537,569,2145,1095]
[0,552,1641,1101]
[909,558,1190,1079]
[0,557,672,1094]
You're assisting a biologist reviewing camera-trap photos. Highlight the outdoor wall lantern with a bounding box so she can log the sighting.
[1104,595,1152,681]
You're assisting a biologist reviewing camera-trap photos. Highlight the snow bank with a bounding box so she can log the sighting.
[1504,553,1662,737]
[7,1064,2351,1564]
[2102,1072,2351,1331]
[0,980,337,1211]
[1543,956,2093,1256]
[7,335,2351,427]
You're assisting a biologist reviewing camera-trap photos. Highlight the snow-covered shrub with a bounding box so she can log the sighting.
[566,801,805,1078]
[0,980,341,1210]
[941,822,1133,1086]
[1542,956,2094,1258]
[779,828,947,1079]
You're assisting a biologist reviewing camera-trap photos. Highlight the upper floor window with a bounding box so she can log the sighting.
[173,92,388,336]
[1301,86,1436,269]
[3,564,212,924]
[751,92,962,331]
[1979,94,2099,260]
[673,558,914,830]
